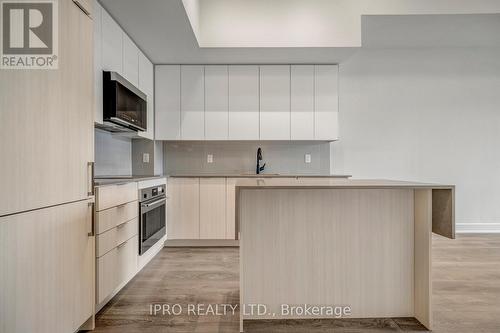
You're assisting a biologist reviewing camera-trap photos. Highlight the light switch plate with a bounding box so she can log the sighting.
[305,154,312,164]
[207,154,213,164]
[143,153,150,163]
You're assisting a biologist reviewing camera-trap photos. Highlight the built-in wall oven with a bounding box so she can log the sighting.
[139,184,166,255]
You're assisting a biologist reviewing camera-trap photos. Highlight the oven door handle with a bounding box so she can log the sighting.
[141,198,166,213]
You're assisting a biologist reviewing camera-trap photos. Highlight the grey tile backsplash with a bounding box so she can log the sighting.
[164,141,331,175]
[95,129,132,176]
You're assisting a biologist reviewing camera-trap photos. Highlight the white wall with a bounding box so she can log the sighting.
[196,0,500,47]
[333,47,500,232]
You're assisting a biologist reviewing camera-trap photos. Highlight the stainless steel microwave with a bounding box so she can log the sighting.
[103,71,147,132]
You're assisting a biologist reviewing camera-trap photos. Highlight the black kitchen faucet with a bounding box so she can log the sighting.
[256,147,266,174]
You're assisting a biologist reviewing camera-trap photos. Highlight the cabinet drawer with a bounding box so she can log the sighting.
[96,235,137,304]
[96,218,138,257]
[96,182,138,211]
[97,247,117,304]
[116,235,138,287]
[96,201,138,234]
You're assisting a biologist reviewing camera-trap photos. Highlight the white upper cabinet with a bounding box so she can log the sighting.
[138,53,154,140]
[259,65,290,140]
[291,65,314,140]
[228,65,260,140]
[94,0,103,125]
[155,65,181,140]
[122,34,139,87]
[101,9,122,73]
[314,65,339,140]
[181,66,205,140]
[153,64,339,141]
[205,65,229,140]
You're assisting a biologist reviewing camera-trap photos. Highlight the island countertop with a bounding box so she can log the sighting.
[234,178,454,189]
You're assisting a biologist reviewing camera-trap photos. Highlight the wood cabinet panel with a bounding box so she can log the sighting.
[181,65,205,140]
[225,178,237,240]
[0,199,94,333]
[96,182,138,211]
[96,200,138,234]
[155,65,181,140]
[93,0,103,125]
[205,65,229,140]
[200,178,227,239]
[167,178,200,239]
[259,65,290,140]
[228,65,260,140]
[97,218,138,257]
[0,0,94,216]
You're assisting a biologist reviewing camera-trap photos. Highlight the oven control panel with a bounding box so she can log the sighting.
[140,184,166,202]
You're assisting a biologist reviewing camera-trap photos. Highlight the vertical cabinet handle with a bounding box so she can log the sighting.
[88,201,95,237]
[87,162,94,196]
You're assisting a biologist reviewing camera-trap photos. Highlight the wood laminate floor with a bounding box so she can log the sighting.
[91,234,500,333]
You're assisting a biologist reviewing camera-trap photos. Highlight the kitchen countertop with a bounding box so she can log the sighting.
[94,175,166,186]
[167,173,352,178]
[234,178,454,189]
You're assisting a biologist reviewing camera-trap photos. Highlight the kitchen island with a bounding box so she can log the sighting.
[236,178,454,332]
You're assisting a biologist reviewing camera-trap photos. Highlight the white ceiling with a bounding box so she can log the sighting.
[99,0,500,64]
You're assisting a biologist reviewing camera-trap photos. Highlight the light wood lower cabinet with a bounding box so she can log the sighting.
[0,199,94,333]
[95,183,139,308]
[168,177,236,240]
[97,235,137,304]
[200,178,227,239]
[167,178,200,239]
[225,178,237,239]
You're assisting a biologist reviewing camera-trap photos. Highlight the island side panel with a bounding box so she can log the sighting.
[432,188,455,239]
[239,188,415,320]
[414,189,433,329]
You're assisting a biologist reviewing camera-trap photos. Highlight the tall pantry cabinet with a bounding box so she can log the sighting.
[0,1,95,332]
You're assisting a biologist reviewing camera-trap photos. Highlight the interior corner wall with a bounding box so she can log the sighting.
[332,47,500,232]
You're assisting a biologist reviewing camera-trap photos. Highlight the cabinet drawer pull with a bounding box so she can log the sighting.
[117,241,127,249]
[116,223,126,229]
[88,201,95,237]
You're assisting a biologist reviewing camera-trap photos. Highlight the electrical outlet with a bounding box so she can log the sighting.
[305,154,312,164]
[207,154,213,164]
[143,153,150,163]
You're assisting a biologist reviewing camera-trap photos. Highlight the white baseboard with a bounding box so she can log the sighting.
[456,223,500,233]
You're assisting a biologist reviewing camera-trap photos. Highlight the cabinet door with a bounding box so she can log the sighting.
[181,65,205,140]
[138,52,154,140]
[122,33,139,87]
[291,65,314,140]
[94,0,103,124]
[205,65,229,140]
[225,178,237,240]
[167,178,200,239]
[155,65,181,140]
[101,9,122,73]
[200,178,226,239]
[0,199,94,333]
[314,65,339,141]
[260,65,290,140]
[228,65,259,140]
[0,0,94,216]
